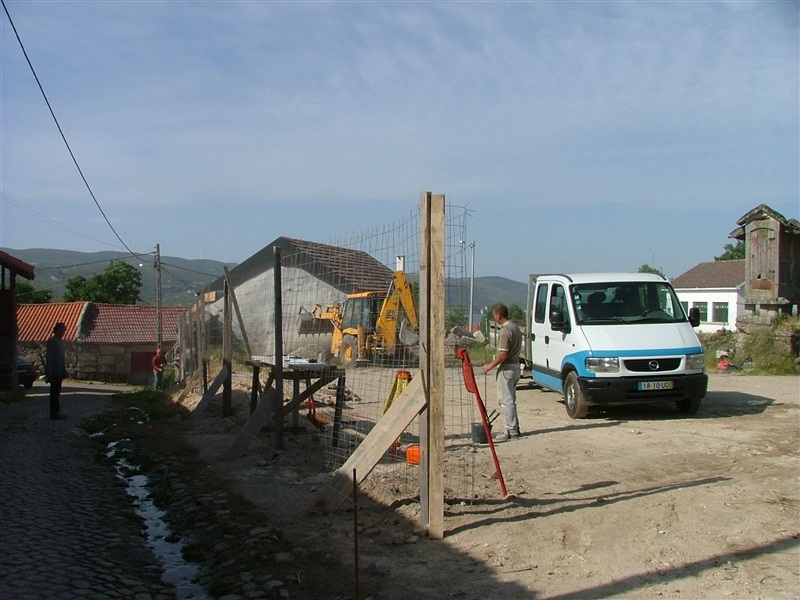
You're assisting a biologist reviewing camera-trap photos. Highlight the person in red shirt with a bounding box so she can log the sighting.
[152,348,168,390]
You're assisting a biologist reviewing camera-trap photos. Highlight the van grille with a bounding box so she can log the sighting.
[624,358,681,372]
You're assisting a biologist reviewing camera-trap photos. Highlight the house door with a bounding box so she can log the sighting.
[749,225,776,291]
[131,352,153,385]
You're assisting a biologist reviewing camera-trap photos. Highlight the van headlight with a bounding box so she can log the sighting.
[585,357,619,373]
[685,353,705,371]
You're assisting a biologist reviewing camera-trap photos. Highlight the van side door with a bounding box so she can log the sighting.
[546,283,577,385]
[531,281,558,390]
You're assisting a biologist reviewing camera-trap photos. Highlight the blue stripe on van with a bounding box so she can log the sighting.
[564,347,703,378]
[531,368,563,392]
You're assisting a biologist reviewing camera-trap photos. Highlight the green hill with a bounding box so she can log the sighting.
[5,248,233,307]
[5,248,528,311]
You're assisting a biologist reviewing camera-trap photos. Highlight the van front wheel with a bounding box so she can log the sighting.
[564,372,589,419]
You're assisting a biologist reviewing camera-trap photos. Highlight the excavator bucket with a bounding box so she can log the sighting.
[398,318,420,347]
[298,314,334,335]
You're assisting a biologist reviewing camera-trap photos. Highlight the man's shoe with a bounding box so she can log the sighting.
[50,414,67,420]
[494,430,511,442]
[494,429,521,443]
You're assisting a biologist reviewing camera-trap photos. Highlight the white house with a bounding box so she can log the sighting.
[672,260,745,334]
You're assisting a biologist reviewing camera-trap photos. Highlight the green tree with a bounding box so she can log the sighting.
[16,281,53,304]
[638,263,665,277]
[63,275,88,302]
[63,261,142,304]
[483,302,526,325]
[508,303,525,323]
[715,240,745,261]
[446,305,468,330]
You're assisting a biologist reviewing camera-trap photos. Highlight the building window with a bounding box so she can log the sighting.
[680,301,688,313]
[713,302,729,324]
[694,302,708,322]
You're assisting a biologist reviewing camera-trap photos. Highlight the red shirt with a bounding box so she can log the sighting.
[152,352,167,372]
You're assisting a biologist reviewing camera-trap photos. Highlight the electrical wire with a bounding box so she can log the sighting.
[160,264,203,291]
[1,192,124,249]
[161,261,222,278]
[1,0,149,264]
[36,255,155,272]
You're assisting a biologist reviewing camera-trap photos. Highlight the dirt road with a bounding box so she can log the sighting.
[183,373,798,599]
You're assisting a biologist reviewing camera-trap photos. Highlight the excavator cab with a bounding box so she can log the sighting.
[341,294,382,333]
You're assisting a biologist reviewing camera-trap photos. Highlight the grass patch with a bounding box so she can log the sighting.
[81,387,188,437]
[110,388,187,422]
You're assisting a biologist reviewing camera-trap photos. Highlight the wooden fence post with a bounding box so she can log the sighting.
[419,191,446,539]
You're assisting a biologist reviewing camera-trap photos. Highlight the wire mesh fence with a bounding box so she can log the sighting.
[177,202,488,506]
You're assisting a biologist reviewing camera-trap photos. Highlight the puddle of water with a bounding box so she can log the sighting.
[108,443,209,600]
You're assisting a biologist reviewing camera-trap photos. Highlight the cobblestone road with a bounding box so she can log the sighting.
[1,382,177,599]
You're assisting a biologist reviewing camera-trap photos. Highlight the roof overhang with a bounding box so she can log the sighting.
[0,250,35,280]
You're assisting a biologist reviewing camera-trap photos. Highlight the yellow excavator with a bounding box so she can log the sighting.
[298,271,419,367]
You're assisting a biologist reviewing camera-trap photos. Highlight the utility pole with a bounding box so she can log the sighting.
[155,244,163,349]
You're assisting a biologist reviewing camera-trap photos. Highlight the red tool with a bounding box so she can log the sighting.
[306,396,324,430]
[457,347,508,497]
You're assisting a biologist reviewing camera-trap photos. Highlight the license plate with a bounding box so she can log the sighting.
[638,380,673,391]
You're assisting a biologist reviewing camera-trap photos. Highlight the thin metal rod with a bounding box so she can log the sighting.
[468,241,475,332]
[353,468,360,600]
[273,245,284,450]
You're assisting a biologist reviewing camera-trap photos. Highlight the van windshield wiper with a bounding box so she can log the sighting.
[636,316,674,323]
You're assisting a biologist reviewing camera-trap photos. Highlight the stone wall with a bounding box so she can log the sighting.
[19,341,157,384]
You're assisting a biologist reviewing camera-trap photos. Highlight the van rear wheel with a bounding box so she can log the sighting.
[564,372,589,419]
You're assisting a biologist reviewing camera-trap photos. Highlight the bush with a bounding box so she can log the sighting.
[698,330,738,372]
[700,315,800,375]
[741,315,800,375]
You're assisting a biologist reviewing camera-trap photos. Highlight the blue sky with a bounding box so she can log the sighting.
[1,1,797,282]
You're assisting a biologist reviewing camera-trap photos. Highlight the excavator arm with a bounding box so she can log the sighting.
[375,271,420,351]
[392,270,418,330]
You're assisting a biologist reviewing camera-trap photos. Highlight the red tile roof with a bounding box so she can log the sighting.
[17,303,186,344]
[17,302,87,342]
[82,304,187,344]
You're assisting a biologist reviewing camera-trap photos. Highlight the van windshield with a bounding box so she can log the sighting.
[572,282,687,325]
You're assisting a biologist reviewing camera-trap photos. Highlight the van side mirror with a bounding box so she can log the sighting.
[550,308,570,333]
[688,307,701,327]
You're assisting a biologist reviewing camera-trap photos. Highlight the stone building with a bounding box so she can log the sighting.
[17,302,186,384]
[729,203,800,319]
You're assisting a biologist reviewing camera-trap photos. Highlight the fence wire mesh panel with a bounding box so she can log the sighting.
[179,203,485,506]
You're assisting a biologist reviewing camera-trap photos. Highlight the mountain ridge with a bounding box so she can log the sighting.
[4,248,529,310]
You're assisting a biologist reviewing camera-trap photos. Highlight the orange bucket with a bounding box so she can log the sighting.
[406,445,420,465]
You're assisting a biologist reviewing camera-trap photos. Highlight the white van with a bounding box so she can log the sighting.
[524,273,708,418]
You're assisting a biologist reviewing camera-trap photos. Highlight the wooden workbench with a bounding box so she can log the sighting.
[223,359,345,458]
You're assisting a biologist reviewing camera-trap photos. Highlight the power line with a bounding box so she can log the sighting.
[36,255,155,272]
[160,264,198,292]
[1,0,148,263]
[0,192,123,249]
[160,261,221,278]
[19,253,220,278]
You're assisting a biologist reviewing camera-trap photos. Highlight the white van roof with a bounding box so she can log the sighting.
[536,273,668,284]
